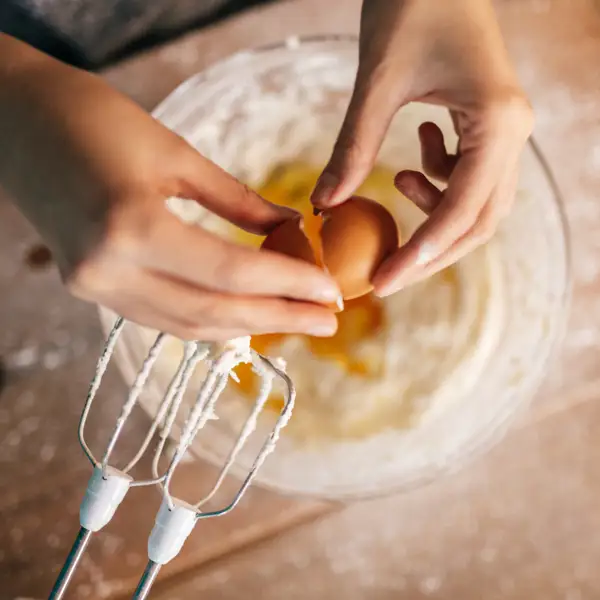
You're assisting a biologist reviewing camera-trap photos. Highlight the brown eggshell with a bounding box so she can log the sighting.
[261,218,317,265]
[321,196,399,300]
[261,218,344,313]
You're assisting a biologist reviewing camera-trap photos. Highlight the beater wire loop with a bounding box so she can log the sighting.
[52,324,294,600]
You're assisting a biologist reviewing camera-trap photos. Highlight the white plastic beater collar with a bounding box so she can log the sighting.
[79,466,132,532]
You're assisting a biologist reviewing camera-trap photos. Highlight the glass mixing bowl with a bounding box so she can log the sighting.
[98,37,570,500]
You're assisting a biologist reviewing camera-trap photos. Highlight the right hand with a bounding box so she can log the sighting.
[0,36,340,340]
[311,0,533,296]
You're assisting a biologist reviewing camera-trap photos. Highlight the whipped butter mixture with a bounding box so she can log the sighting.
[153,58,506,444]
[165,161,504,443]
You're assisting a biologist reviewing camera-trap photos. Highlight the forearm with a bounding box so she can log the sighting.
[0,34,107,251]
[0,34,54,212]
[0,33,46,81]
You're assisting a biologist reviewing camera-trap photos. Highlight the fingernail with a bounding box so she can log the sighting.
[311,173,339,206]
[416,242,438,266]
[311,285,342,304]
[307,322,337,337]
[374,282,401,298]
[279,205,301,218]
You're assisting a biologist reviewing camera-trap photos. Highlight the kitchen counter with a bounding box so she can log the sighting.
[1,0,599,598]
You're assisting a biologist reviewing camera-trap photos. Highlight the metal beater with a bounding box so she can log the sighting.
[48,317,295,600]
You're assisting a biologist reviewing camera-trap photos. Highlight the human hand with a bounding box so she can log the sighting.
[0,36,340,339]
[311,0,534,295]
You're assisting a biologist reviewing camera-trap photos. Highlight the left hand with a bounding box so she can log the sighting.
[311,0,534,296]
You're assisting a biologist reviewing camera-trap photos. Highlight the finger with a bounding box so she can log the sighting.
[373,155,495,295]
[386,145,501,271]
[494,165,519,221]
[392,201,501,291]
[419,122,457,182]
[450,110,461,137]
[375,164,519,296]
[115,269,338,338]
[394,170,443,215]
[372,200,493,297]
[104,297,248,341]
[92,277,240,340]
[413,164,519,281]
[151,271,339,337]
[176,143,298,235]
[311,74,401,209]
[143,210,342,305]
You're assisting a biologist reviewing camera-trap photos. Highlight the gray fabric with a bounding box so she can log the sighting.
[1,0,262,67]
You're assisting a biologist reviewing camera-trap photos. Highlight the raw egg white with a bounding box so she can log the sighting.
[261,196,399,301]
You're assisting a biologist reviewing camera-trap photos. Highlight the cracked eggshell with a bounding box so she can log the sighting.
[321,196,399,300]
[261,217,317,264]
[261,197,399,302]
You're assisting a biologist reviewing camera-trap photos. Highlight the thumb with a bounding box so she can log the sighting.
[311,79,399,209]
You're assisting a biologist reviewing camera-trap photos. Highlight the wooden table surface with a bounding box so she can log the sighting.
[1,0,600,598]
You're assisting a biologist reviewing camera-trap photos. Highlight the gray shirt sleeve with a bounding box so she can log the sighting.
[0,0,265,68]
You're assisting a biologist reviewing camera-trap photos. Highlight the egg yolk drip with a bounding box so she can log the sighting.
[232,162,389,410]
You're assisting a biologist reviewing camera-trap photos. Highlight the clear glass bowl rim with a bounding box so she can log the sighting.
[99,35,573,502]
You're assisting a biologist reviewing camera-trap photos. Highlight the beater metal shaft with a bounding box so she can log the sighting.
[129,349,295,599]
[48,527,93,600]
[47,318,294,600]
[133,561,162,600]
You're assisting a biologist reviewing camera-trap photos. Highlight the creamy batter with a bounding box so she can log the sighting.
[148,47,509,445]
[164,160,504,444]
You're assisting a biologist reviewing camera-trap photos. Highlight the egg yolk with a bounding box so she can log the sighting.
[232,162,392,410]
